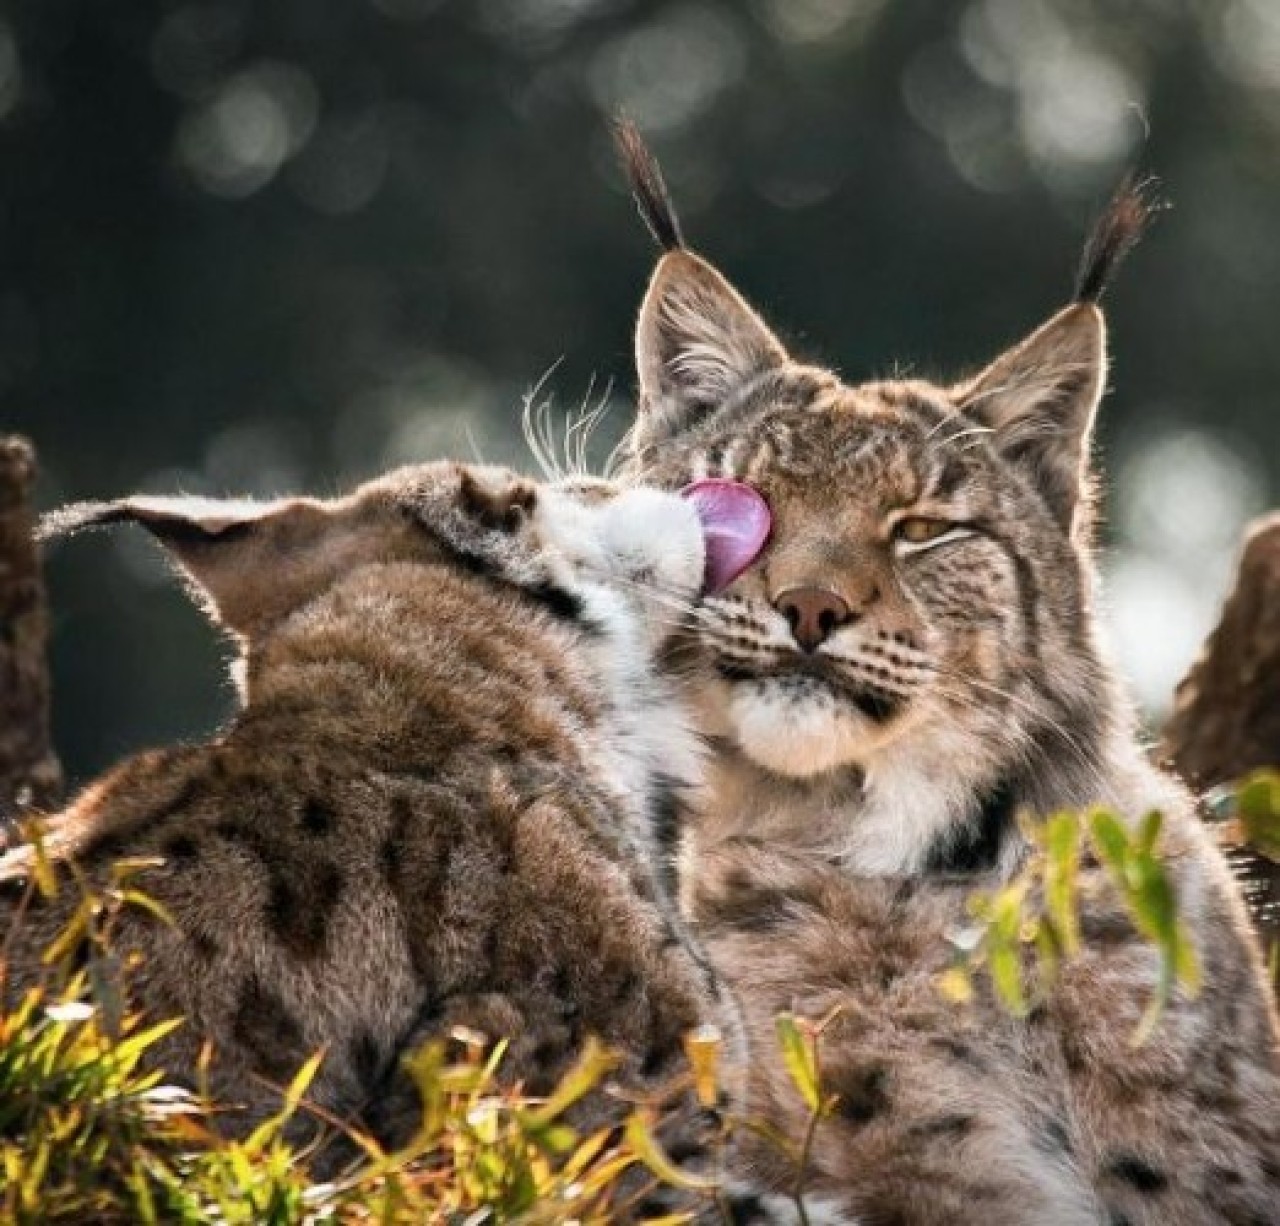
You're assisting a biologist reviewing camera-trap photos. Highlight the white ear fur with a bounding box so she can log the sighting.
[953,303,1106,531]
[39,494,315,635]
[633,250,789,451]
[37,495,286,543]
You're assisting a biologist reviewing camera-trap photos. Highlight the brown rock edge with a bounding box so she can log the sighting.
[1160,512,1280,962]
[0,435,62,823]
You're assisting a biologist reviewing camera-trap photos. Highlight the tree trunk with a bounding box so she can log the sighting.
[0,436,61,825]
[1161,512,1280,961]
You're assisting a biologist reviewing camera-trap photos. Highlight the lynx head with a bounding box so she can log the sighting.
[39,462,708,693]
[615,124,1156,867]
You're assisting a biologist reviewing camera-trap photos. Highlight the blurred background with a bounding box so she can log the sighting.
[3,0,1278,784]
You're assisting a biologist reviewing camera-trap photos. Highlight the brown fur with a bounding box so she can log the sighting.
[615,131,1280,1224]
[1,463,741,1196]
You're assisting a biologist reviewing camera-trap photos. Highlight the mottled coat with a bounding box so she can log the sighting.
[615,127,1280,1224]
[0,463,741,1180]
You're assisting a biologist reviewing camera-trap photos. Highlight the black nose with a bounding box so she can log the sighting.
[773,586,852,652]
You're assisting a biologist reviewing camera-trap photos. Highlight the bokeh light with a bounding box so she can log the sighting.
[4,0,1277,777]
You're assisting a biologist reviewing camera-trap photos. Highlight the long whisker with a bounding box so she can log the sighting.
[520,359,567,482]
[562,376,615,477]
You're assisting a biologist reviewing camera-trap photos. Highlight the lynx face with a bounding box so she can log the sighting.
[610,179,1155,872]
[621,250,1111,790]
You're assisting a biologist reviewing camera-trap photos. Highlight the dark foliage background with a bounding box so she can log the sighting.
[3,0,1278,783]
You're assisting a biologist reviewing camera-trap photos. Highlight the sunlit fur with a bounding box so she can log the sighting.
[3,463,749,1209]
[625,275,1121,877]
[618,224,1280,1221]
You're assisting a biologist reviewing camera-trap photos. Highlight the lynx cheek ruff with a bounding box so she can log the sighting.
[680,479,772,595]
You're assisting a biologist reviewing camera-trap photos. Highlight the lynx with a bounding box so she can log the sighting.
[612,124,1280,1224]
[0,460,748,1199]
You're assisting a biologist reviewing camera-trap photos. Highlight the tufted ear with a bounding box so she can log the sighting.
[634,250,790,452]
[38,494,326,637]
[614,120,791,453]
[953,174,1158,535]
[952,303,1106,533]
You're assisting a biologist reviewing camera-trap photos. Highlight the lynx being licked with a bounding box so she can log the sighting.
[1,462,759,1205]
[614,124,1280,1224]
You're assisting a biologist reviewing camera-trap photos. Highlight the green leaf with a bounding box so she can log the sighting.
[1136,810,1163,856]
[988,942,1027,1017]
[623,1112,719,1192]
[1088,810,1130,874]
[775,1013,821,1113]
[1126,856,1176,944]
[1236,771,1280,860]
[1043,812,1081,957]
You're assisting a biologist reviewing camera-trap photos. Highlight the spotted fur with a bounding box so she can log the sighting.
[616,129,1280,1224]
[2,462,747,1207]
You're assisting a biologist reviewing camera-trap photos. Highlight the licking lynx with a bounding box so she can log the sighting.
[615,124,1280,1224]
[0,461,747,1203]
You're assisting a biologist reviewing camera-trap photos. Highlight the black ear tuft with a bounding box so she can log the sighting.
[1073,173,1163,304]
[613,117,685,252]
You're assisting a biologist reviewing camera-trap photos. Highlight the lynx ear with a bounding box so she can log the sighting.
[634,251,789,451]
[953,303,1106,532]
[38,495,323,636]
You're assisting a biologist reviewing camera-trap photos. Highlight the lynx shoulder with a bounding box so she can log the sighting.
[0,461,742,1178]
[615,125,1280,1223]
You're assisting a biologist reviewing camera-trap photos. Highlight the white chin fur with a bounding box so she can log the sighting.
[728,682,875,777]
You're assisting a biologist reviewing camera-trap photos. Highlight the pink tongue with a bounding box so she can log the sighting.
[681,479,772,595]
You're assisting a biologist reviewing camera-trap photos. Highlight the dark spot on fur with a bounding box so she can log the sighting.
[161,834,199,865]
[188,929,218,961]
[381,796,414,886]
[1207,1164,1244,1187]
[698,868,822,934]
[211,818,343,959]
[530,1031,573,1069]
[835,1064,890,1125]
[0,873,32,901]
[1107,1211,1134,1226]
[1080,908,1134,946]
[232,977,307,1082]
[350,1032,384,1088]
[909,1113,975,1139]
[266,860,343,959]
[300,798,334,836]
[525,580,589,626]
[923,777,1016,874]
[825,676,901,723]
[1106,1153,1169,1195]
[640,1032,684,1079]
[928,1035,987,1070]
[1036,1116,1074,1156]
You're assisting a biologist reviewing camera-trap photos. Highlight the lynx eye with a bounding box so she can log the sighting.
[895,517,952,544]
[891,516,972,556]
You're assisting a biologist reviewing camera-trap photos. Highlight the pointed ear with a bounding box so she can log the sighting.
[38,495,324,636]
[633,250,790,451]
[952,303,1106,532]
